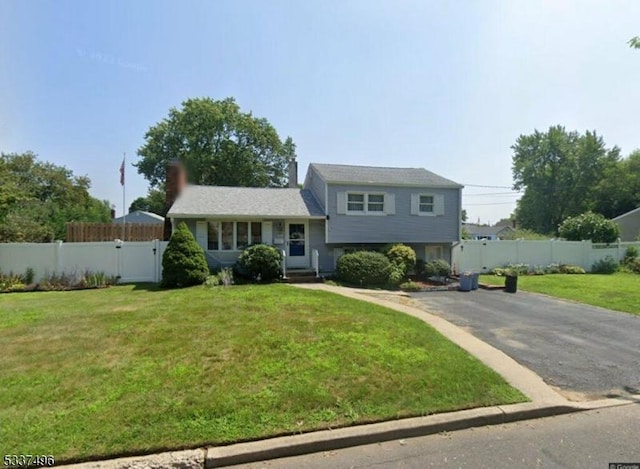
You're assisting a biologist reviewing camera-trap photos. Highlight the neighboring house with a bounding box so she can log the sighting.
[166,161,463,273]
[464,224,514,240]
[612,207,640,241]
[112,210,164,225]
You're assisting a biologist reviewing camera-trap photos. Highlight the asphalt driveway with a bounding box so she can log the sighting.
[409,290,640,400]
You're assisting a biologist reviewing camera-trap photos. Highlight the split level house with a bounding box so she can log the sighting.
[165,161,464,273]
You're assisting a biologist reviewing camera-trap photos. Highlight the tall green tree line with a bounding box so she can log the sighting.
[0,152,111,242]
[512,126,639,234]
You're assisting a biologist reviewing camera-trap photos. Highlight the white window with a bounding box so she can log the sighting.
[411,194,444,216]
[419,195,434,213]
[207,221,263,251]
[347,193,365,212]
[368,194,385,212]
[425,245,444,261]
[346,192,385,214]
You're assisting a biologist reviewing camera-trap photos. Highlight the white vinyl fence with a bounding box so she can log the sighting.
[0,240,168,283]
[452,239,640,273]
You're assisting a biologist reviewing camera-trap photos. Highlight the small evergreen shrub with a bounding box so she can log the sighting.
[591,256,618,274]
[161,222,209,288]
[336,251,391,286]
[237,244,282,282]
[424,259,451,278]
[384,244,416,275]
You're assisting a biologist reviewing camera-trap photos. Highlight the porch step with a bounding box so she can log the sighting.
[283,269,321,284]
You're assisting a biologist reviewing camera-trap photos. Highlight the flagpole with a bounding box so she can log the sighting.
[122,152,126,241]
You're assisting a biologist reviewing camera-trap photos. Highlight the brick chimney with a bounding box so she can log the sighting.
[288,159,298,188]
[164,160,187,240]
[110,206,116,220]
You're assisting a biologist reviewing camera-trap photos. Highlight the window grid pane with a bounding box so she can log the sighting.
[236,222,249,250]
[221,222,233,250]
[251,222,262,245]
[348,194,364,202]
[207,222,219,250]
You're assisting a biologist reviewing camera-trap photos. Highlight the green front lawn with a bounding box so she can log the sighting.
[481,273,640,316]
[0,284,525,463]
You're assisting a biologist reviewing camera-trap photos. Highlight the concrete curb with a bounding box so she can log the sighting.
[204,402,584,468]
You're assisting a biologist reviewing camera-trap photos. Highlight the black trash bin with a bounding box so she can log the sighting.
[504,274,518,293]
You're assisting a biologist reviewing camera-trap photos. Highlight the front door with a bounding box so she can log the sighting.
[285,221,309,268]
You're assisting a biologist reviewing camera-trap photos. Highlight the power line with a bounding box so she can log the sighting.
[464,201,518,206]
[462,183,514,189]
[463,191,522,197]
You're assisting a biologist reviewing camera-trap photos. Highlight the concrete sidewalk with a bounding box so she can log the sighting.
[62,284,633,469]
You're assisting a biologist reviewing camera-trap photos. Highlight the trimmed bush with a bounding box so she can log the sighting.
[591,255,618,274]
[424,259,451,278]
[161,222,209,288]
[384,244,416,274]
[336,251,391,286]
[237,244,282,282]
[559,212,619,243]
[558,264,586,274]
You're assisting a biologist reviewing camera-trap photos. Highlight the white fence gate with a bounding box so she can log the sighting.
[0,240,169,283]
[452,239,640,273]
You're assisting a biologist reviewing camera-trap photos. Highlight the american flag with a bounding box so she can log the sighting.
[119,158,125,186]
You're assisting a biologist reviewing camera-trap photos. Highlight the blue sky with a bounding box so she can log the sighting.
[2,0,639,223]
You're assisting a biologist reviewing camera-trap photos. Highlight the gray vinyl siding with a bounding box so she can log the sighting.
[309,219,332,272]
[614,210,640,241]
[304,167,327,212]
[326,184,461,244]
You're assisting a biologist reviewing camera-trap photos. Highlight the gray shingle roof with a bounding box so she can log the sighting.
[464,224,513,236]
[167,186,325,218]
[311,163,462,187]
[112,210,164,224]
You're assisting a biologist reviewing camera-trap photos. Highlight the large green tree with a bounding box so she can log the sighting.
[135,97,296,188]
[593,149,640,218]
[0,152,111,242]
[129,187,166,216]
[512,126,620,234]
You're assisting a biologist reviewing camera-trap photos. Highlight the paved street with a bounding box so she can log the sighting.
[236,403,640,469]
[409,290,640,400]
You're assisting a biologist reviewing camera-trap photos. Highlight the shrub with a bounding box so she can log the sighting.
[559,212,619,243]
[336,251,391,286]
[384,244,416,274]
[591,256,618,274]
[623,246,639,265]
[624,257,640,274]
[388,263,406,286]
[24,268,35,285]
[399,281,423,292]
[491,267,507,276]
[424,259,451,278]
[558,264,586,274]
[161,222,209,288]
[544,263,561,274]
[504,263,530,275]
[415,259,425,276]
[237,244,282,282]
